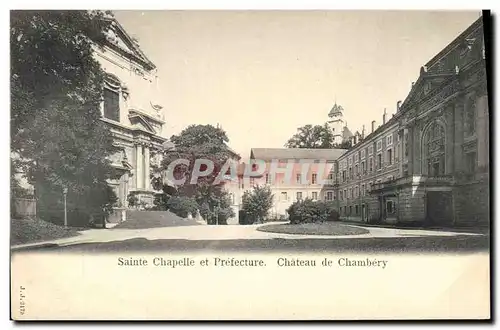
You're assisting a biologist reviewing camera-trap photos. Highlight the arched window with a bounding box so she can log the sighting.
[423,122,446,176]
[464,97,476,137]
[103,73,121,122]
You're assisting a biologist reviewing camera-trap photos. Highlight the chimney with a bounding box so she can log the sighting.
[397,100,402,112]
[353,135,357,145]
[382,108,387,125]
[371,120,376,133]
[361,125,365,139]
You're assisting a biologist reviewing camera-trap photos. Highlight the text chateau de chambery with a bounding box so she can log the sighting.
[92,16,488,228]
[116,256,389,269]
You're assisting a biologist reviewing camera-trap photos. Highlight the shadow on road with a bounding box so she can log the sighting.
[13,235,490,254]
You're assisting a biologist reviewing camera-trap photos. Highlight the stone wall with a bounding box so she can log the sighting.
[454,176,490,226]
[397,187,426,224]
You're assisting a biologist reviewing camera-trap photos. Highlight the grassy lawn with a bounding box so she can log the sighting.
[112,211,200,229]
[11,218,81,246]
[257,222,369,236]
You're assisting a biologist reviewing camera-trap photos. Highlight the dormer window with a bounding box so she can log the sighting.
[103,73,121,122]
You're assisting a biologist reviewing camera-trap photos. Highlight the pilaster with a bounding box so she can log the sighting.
[136,143,143,189]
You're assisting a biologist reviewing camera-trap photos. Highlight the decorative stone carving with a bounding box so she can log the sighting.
[420,79,460,111]
[121,85,130,100]
[106,27,119,45]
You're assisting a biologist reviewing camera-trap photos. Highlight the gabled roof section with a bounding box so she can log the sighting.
[250,148,348,161]
[128,112,156,134]
[101,17,156,71]
[225,145,241,160]
[400,69,456,109]
[400,16,483,111]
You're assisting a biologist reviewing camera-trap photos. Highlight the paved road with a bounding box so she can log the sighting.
[12,222,489,253]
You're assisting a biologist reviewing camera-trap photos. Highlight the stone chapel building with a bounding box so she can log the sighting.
[93,17,167,214]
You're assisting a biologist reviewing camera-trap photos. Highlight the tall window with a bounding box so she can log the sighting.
[386,135,393,146]
[296,192,303,201]
[296,174,302,184]
[266,173,271,184]
[387,149,392,165]
[423,122,446,176]
[311,173,317,184]
[103,88,120,121]
[312,192,318,200]
[404,132,409,159]
[326,191,333,201]
[377,153,382,169]
[369,158,373,172]
[465,152,477,173]
[464,97,477,137]
[103,74,121,122]
[386,201,395,215]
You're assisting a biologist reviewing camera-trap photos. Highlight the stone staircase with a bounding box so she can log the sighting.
[111,210,201,229]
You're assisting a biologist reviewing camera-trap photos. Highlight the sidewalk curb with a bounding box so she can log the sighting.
[11,242,63,252]
[11,235,95,252]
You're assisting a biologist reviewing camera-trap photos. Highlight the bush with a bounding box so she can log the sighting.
[287,198,340,224]
[241,185,274,223]
[127,193,139,208]
[239,209,252,225]
[324,201,340,221]
[167,196,199,218]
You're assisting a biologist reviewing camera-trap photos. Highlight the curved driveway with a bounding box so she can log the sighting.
[12,222,484,249]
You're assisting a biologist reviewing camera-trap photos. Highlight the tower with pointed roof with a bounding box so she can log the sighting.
[327,101,345,145]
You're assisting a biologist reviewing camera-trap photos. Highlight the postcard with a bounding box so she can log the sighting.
[10,9,491,320]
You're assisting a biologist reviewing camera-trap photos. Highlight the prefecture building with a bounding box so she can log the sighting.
[246,17,489,227]
[335,17,489,226]
[248,148,347,217]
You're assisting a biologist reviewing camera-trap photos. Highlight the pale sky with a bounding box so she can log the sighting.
[114,10,481,157]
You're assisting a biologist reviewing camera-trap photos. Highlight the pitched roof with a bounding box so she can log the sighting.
[101,17,156,71]
[250,148,348,161]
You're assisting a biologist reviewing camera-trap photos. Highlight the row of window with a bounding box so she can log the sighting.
[339,175,394,201]
[341,146,399,183]
[265,173,335,185]
[277,191,335,202]
[341,133,400,169]
[340,200,396,217]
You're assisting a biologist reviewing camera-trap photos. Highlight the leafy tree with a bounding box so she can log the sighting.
[285,123,353,149]
[11,10,118,225]
[155,124,236,224]
[241,185,274,224]
[285,123,336,149]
